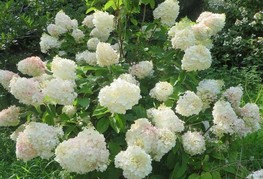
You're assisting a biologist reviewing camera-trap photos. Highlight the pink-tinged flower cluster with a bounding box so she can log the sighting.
[0,70,19,91]
[10,77,44,105]
[17,56,46,76]
[0,106,20,126]
[15,122,63,161]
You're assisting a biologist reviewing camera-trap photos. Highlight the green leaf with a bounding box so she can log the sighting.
[77,98,90,108]
[200,172,213,179]
[92,105,109,118]
[211,171,221,179]
[96,118,110,133]
[104,0,116,10]
[109,116,120,133]
[188,173,200,179]
[130,18,138,25]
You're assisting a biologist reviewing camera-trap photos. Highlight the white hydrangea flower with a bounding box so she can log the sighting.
[90,28,111,42]
[96,42,120,67]
[247,169,263,179]
[126,118,158,154]
[149,81,173,101]
[0,70,19,91]
[17,56,46,77]
[82,14,94,28]
[182,131,206,156]
[0,106,20,126]
[93,11,115,33]
[147,105,184,133]
[196,79,224,109]
[62,105,77,117]
[87,37,100,51]
[10,124,26,141]
[153,128,177,161]
[51,56,77,80]
[16,132,38,162]
[10,77,44,105]
[129,61,154,79]
[212,100,240,136]
[115,146,152,179]
[175,91,203,117]
[55,128,110,174]
[171,28,196,51]
[118,73,139,86]
[196,12,226,35]
[168,18,194,38]
[47,24,67,37]
[71,29,85,43]
[192,23,212,41]
[153,0,180,27]
[55,10,77,30]
[75,50,97,66]
[240,103,261,133]
[223,86,243,108]
[43,78,77,105]
[16,122,63,161]
[98,78,141,114]
[182,45,212,71]
[40,33,62,53]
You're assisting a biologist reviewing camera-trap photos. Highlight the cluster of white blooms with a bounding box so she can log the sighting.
[147,106,184,133]
[0,106,20,126]
[55,128,109,174]
[171,28,196,51]
[126,118,158,154]
[40,33,62,53]
[212,100,241,136]
[0,70,19,91]
[153,128,177,161]
[149,81,173,101]
[125,118,177,161]
[247,169,263,179]
[196,79,224,109]
[98,78,141,114]
[115,146,152,179]
[197,12,226,36]
[90,11,115,41]
[96,42,120,67]
[55,10,78,31]
[153,0,180,27]
[87,37,100,51]
[223,86,243,108]
[129,61,154,79]
[182,131,206,156]
[47,24,67,37]
[118,73,139,86]
[71,29,85,42]
[176,91,203,117]
[10,77,44,105]
[62,105,77,117]
[239,103,261,133]
[82,15,94,28]
[16,122,63,161]
[75,50,97,65]
[51,56,77,80]
[17,56,46,76]
[182,45,212,71]
[43,78,77,105]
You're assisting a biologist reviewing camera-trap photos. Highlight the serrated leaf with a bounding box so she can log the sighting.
[92,105,109,117]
